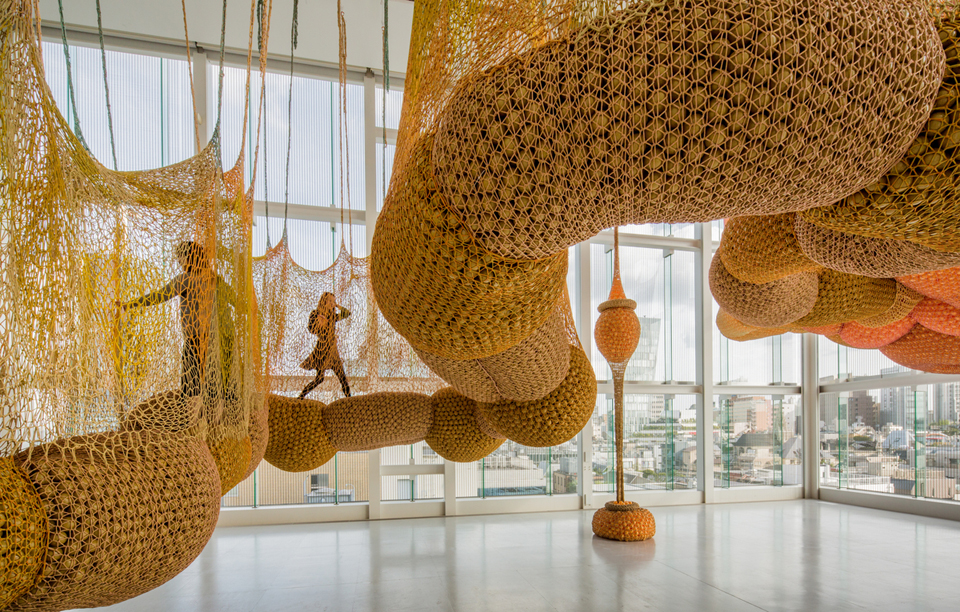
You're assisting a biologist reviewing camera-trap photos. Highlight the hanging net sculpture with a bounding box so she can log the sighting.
[370,0,944,450]
[591,229,655,542]
[0,0,269,608]
[713,6,960,375]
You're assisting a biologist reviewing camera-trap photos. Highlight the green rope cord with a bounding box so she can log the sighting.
[57,0,89,151]
[94,0,119,170]
[281,0,299,242]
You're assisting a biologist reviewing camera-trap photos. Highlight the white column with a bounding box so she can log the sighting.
[695,223,715,503]
[578,241,594,509]
[444,459,458,516]
[368,449,382,520]
[802,333,820,499]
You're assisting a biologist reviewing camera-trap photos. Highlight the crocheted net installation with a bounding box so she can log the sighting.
[254,241,445,403]
[0,0,268,609]
[429,0,943,260]
[799,7,960,254]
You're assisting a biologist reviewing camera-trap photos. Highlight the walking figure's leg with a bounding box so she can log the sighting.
[333,359,351,397]
[299,371,326,399]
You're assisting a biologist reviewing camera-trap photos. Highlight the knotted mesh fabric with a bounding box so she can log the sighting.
[718,214,819,283]
[427,0,942,260]
[0,459,46,609]
[263,395,337,473]
[709,249,818,327]
[0,1,265,608]
[9,431,222,612]
[838,319,916,349]
[425,388,505,462]
[715,309,791,341]
[856,282,925,327]
[898,266,960,309]
[414,294,578,403]
[371,136,568,361]
[793,271,898,328]
[794,214,960,278]
[909,297,960,336]
[799,8,960,253]
[255,242,445,401]
[477,347,597,447]
[881,325,960,373]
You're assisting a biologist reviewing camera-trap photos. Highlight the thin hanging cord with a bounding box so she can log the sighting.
[180,0,202,153]
[211,0,229,168]
[94,0,119,170]
[57,0,89,151]
[282,0,299,242]
[259,0,271,249]
[337,0,352,253]
[381,0,388,210]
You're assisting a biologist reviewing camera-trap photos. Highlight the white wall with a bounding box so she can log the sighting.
[39,0,414,75]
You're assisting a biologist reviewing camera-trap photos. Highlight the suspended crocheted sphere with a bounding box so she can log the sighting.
[478,347,596,447]
[10,432,221,611]
[264,395,337,473]
[425,388,505,462]
[594,274,640,365]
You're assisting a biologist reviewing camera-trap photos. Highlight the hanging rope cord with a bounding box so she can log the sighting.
[56,0,89,152]
[382,0,388,214]
[337,0,353,254]
[281,0,299,244]
[93,0,119,170]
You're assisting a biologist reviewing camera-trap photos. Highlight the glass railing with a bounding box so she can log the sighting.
[714,394,803,488]
[820,387,960,503]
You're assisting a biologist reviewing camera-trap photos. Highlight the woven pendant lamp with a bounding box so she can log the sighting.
[591,228,655,542]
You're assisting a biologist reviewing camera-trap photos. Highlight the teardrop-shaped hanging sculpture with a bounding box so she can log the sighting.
[591,228,655,542]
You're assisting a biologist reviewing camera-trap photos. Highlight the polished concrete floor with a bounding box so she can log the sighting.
[82,500,959,612]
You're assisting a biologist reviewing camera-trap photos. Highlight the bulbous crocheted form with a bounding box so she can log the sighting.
[592,502,655,542]
[0,459,47,609]
[794,215,960,278]
[9,431,221,612]
[264,395,337,473]
[793,271,897,328]
[898,267,960,310]
[715,309,792,342]
[881,325,960,374]
[371,136,568,361]
[425,388,505,462]
[595,306,641,365]
[432,0,943,259]
[323,392,435,452]
[478,347,596,447]
[243,393,269,480]
[799,11,960,254]
[208,436,252,496]
[416,308,571,403]
[909,298,960,337]
[719,214,819,283]
[839,319,916,349]
[856,283,925,328]
[710,252,819,328]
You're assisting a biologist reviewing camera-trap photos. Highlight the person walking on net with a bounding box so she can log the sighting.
[118,241,236,397]
[299,292,351,399]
